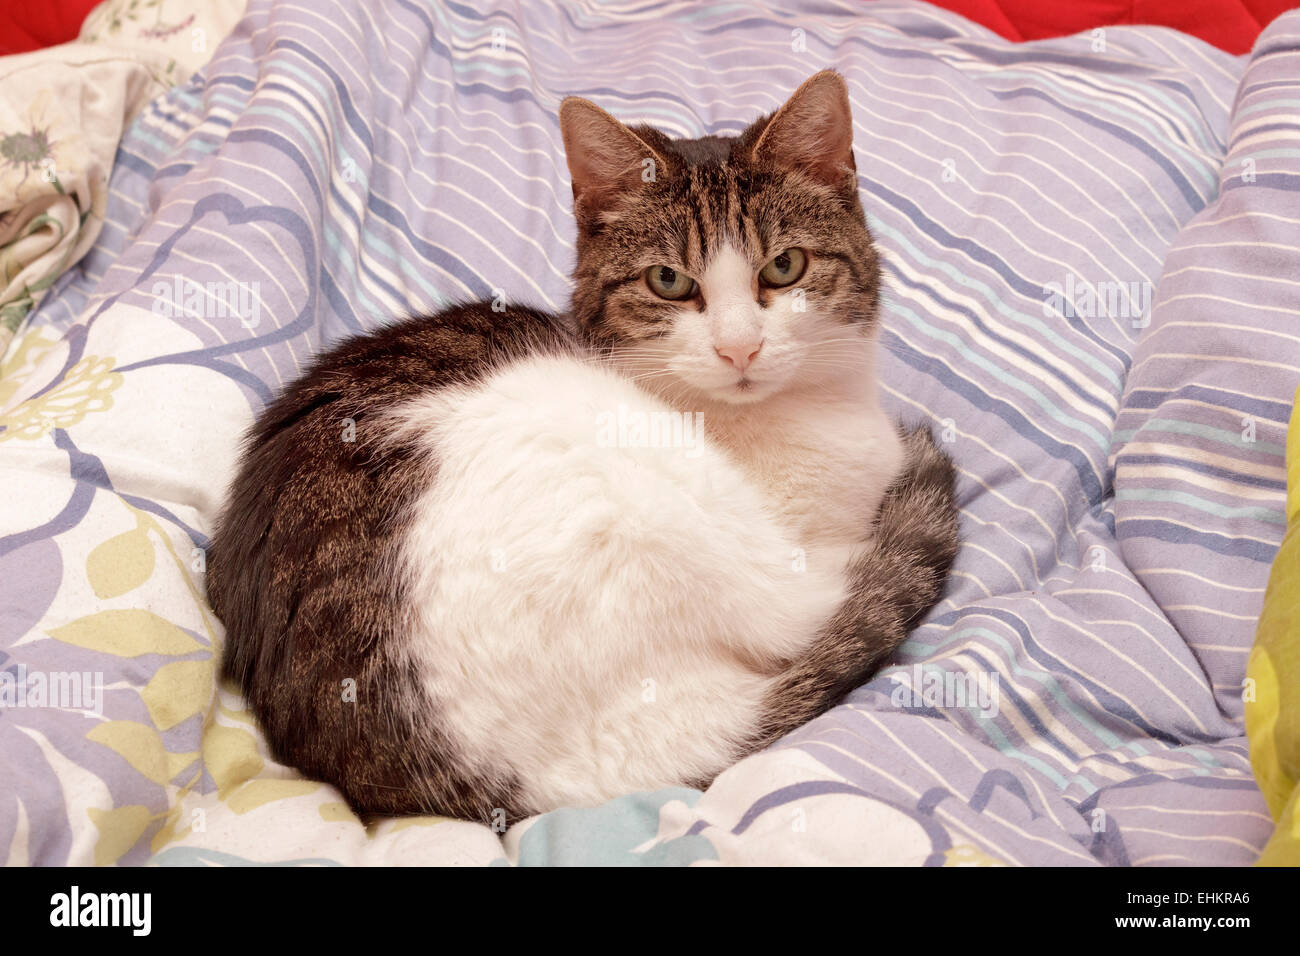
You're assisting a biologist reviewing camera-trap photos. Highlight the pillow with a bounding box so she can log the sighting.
[1247,382,1300,866]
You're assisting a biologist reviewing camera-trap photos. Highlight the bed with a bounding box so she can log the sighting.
[2,0,1296,866]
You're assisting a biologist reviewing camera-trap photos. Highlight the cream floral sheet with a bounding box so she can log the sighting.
[0,0,247,354]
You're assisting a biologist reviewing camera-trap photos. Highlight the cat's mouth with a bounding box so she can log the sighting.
[655,360,782,405]
[707,373,776,405]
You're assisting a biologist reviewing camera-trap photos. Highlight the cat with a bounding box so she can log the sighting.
[206,70,960,824]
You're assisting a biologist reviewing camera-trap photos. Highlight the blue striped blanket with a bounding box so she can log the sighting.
[2,0,1295,865]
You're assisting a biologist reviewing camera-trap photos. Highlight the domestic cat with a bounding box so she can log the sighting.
[207,71,960,823]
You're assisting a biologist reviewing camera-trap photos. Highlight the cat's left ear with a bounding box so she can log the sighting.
[560,97,669,224]
[750,70,857,196]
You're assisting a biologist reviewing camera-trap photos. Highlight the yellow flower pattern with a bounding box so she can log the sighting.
[0,355,122,441]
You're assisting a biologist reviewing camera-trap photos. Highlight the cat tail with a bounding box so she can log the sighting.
[751,421,960,750]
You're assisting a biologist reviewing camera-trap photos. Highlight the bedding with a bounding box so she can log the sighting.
[1,0,1296,866]
[4,0,1294,57]
[0,0,248,356]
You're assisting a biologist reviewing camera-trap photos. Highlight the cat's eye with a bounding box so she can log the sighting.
[645,265,698,300]
[759,248,807,288]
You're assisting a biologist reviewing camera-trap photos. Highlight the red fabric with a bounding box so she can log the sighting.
[926,0,1300,54]
[0,0,102,56]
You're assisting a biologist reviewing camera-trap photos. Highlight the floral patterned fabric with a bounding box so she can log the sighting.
[0,0,247,355]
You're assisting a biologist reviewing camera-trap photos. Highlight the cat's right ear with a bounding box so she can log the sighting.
[560,98,667,224]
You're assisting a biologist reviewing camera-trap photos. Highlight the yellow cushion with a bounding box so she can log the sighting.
[1246,383,1300,865]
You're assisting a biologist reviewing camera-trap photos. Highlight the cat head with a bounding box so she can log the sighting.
[560,70,881,406]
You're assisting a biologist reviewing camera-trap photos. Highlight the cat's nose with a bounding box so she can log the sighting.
[715,341,763,372]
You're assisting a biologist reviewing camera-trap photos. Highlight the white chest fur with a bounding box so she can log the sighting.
[383,351,901,812]
[703,381,903,566]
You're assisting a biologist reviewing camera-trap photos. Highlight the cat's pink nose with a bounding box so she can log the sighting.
[715,341,763,372]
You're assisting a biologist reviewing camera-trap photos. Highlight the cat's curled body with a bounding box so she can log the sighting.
[208,72,960,822]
